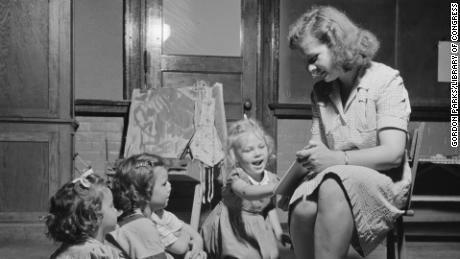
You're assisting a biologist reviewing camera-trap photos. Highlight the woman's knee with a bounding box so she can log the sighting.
[317,178,350,213]
[290,200,317,222]
[318,177,346,201]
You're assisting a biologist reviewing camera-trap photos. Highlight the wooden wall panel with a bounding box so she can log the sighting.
[0,128,62,223]
[398,0,451,106]
[0,139,49,212]
[0,0,72,242]
[0,0,49,112]
[0,0,71,119]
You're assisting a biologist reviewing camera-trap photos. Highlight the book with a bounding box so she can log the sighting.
[274,161,310,196]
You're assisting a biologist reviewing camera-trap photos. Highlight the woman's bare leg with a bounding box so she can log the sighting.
[289,199,317,259]
[315,178,354,259]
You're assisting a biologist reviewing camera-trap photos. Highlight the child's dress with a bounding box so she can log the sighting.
[201,168,279,259]
[106,210,168,259]
[150,210,184,248]
[50,238,119,259]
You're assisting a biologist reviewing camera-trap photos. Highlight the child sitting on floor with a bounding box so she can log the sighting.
[107,153,168,259]
[200,118,289,259]
[46,170,119,259]
[144,155,207,259]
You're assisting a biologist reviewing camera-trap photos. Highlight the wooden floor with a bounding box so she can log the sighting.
[1,240,460,259]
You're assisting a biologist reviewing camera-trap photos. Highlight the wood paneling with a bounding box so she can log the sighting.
[124,0,143,98]
[161,55,242,73]
[269,104,451,121]
[0,0,49,115]
[0,0,71,119]
[145,0,162,90]
[0,129,61,222]
[398,0,451,106]
[241,0,260,118]
[0,0,73,239]
[0,139,48,212]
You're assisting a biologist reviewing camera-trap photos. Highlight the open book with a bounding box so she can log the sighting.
[274,161,310,196]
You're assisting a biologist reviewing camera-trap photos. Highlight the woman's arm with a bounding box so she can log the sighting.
[297,128,406,172]
[342,129,406,170]
[231,179,276,200]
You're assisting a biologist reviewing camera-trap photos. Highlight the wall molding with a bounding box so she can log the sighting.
[269,103,450,122]
[75,99,130,117]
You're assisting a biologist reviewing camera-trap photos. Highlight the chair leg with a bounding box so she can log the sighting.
[396,218,406,259]
[387,229,396,259]
[190,183,202,231]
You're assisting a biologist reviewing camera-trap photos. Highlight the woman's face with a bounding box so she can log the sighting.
[233,132,268,176]
[100,188,118,234]
[297,34,342,82]
[150,167,171,211]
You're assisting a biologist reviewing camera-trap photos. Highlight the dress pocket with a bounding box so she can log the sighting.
[355,98,377,133]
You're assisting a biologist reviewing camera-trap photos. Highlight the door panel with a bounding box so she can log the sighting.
[127,0,260,119]
[0,0,73,242]
[162,71,243,121]
[0,0,71,118]
[0,133,50,213]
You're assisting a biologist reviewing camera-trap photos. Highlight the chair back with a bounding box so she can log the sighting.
[405,122,425,211]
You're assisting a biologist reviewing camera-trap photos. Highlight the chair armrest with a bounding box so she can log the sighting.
[404,209,414,216]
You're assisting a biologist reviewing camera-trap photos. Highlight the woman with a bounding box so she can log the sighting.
[287,6,411,259]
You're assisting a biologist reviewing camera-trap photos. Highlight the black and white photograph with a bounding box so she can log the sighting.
[0,0,458,258]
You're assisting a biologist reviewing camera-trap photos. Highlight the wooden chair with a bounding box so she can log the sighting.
[386,122,426,259]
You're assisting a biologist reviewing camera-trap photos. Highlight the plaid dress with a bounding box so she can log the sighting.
[289,62,412,256]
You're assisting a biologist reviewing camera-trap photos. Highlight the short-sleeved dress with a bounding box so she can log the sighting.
[201,168,280,259]
[50,238,120,259]
[289,62,412,256]
[107,211,168,259]
[150,210,185,248]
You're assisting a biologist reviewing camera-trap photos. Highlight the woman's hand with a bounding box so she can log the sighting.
[296,140,344,173]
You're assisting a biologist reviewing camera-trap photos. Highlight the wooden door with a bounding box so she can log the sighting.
[0,0,73,241]
[124,0,275,123]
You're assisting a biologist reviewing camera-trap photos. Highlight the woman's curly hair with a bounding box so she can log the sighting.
[45,173,107,244]
[288,5,380,71]
[111,153,165,217]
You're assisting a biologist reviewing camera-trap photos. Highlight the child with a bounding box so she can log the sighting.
[146,157,207,259]
[107,153,169,259]
[46,170,119,259]
[200,118,287,259]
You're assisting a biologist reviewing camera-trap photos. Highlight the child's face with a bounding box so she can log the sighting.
[150,166,171,211]
[100,187,118,234]
[233,132,268,175]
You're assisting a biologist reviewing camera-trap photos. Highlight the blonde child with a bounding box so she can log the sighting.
[107,153,168,259]
[200,118,288,259]
[46,170,119,259]
[146,156,207,259]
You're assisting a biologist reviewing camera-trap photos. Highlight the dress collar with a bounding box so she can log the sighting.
[246,170,270,185]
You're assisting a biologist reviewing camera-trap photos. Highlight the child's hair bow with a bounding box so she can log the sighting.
[72,168,94,189]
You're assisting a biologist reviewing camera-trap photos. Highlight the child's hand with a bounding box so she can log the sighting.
[277,233,292,248]
[184,240,206,259]
[184,249,207,259]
